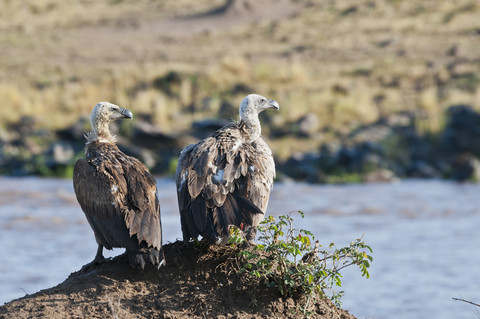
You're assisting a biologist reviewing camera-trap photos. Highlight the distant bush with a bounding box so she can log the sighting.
[229,211,372,316]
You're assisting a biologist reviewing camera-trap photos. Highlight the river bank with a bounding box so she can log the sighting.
[2,104,480,184]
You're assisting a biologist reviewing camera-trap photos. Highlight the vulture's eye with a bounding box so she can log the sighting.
[260,98,266,103]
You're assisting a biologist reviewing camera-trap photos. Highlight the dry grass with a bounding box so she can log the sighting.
[1,0,479,152]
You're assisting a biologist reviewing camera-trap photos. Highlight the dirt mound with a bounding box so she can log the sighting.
[0,241,356,319]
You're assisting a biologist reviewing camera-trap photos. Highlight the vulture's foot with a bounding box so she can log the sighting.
[80,255,106,273]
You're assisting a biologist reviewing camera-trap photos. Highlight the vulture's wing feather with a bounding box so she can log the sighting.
[176,144,197,240]
[120,157,162,250]
[175,124,275,241]
[191,196,208,233]
[73,159,131,250]
[74,152,162,252]
[244,138,276,212]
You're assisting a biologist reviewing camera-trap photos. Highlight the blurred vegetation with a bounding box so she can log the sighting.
[0,0,479,178]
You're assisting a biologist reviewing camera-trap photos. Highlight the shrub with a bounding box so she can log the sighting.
[230,211,372,315]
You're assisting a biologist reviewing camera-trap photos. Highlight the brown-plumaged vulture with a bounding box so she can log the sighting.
[175,94,279,244]
[73,102,165,269]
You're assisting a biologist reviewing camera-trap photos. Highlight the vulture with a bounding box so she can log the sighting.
[73,102,165,270]
[175,94,279,244]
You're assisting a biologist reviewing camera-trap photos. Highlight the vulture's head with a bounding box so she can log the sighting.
[89,102,133,143]
[91,102,133,126]
[239,94,279,120]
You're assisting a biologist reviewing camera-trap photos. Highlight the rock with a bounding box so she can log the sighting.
[334,142,383,173]
[132,121,185,151]
[277,111,431,182]
[450,153,480,182]
[446,45,458,57]
[440,104,480,156]
[8,116,37,137]
[270,114,319,139]
[296,113,319,137]
[349,124,392,144]
[217,100,237,119]
[56,117,90,143]
[128,121,199,174]
[334,146,361,172]
[406,160,441,178]
[349,112,414,144]
[383,112,414,127]
[229,83,252,95]
[0,126,11,143]
[118,143,157,169]
[317,143,341,170]
[280,141,390,183]
[191,118,230,139]
[363,169,397,183]
[281,152,323,183]
[51,142,75,164]
[152,71,184,97]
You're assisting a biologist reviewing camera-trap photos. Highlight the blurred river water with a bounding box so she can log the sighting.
[0,177,479,318]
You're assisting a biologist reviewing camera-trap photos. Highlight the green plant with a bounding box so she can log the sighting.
[227,223,247,246]
[232,211,372,314]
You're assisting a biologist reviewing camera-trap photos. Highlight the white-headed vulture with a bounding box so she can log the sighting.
[176,94,278,244]
[73,102,164,269]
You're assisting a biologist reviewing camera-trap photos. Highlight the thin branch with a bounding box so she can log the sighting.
[336,262,356,273]
[453,297,480,308]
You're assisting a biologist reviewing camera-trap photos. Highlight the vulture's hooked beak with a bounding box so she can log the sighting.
[269,99,280,110]
[120,108,133,120]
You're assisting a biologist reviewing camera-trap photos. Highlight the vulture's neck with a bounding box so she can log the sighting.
[86,118,116,144]
[240,111,261,143]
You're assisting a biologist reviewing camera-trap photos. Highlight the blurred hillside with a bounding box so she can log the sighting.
[1,0,480,182]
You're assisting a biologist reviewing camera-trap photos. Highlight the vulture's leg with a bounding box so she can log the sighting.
[93,244,105,262]
[80,244,106,272]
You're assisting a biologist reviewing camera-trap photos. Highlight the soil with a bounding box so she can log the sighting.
[0,241,356,319]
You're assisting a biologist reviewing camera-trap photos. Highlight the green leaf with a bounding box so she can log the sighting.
[236,213,373,310]
[301,236,311,246]
[308,274,314,284]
